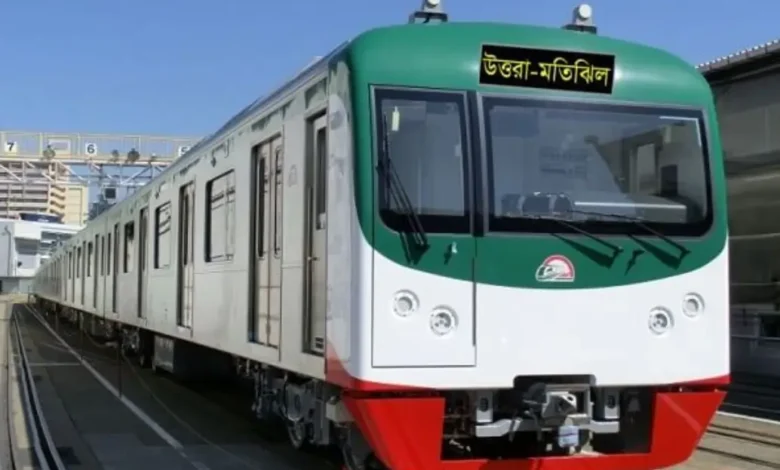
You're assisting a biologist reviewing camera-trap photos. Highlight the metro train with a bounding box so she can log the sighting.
[32,2,729,469]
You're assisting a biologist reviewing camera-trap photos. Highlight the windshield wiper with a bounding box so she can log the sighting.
[565,209,690,256]
[524,214,623,257]
[376,113,429,250]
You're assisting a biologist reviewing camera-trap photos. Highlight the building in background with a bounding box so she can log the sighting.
[0,216,82,293]
[698,39,780,308]
[64,185,89,225]
[698,39,780,378]
[0,131,201,226]
[0,161,89,225]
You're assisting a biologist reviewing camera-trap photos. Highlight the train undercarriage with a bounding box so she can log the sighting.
[32,297,726,470]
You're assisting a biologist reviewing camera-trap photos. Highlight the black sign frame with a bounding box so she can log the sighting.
[479,44,616,94]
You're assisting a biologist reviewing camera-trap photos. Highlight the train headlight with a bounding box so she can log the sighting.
[430,307,457,336]
[392,291,418,318]
[576,3,593,20]
[682,293,704,318]
[425,0,441,7]
[648,307,674,335]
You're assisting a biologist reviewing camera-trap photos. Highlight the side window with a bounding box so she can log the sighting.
[107,232,112,273]
[205,170,236,262]
[113,223,119,273]
[255,152,267,258]
[87,242,93,277]
[314,126,327,229]
[100,235,106,275]
[124,221,135,273]
[374,88,470,233]
[94,234,100,275]
[154,202,172,269]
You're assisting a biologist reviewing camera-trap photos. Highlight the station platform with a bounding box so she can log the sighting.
[10,302,338,470]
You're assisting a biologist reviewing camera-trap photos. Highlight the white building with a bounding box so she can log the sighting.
[0,216,81,293]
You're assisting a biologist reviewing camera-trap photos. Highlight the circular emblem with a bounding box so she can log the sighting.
[535,255,575,283]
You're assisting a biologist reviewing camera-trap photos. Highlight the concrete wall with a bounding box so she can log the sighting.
[715,72,780,162]
[0,221,15,278]
[732,336,780,378]
[711,68,780,377]
[715,70,780,307]
[0,277,32,294]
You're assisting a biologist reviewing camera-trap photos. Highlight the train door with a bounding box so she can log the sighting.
[61,258,65,297]
[71,250,75,302]
[102,234,107,313]
[93,234,99,309]
[112,224,119,313]
[303,113,328,355]
[63,255,68,301]
[177,182,195,329]
[66,251,71,302]
[250,136,283,349]
[137,207,148,318]
[80,242,86,305]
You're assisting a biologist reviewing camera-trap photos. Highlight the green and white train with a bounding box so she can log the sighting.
[33,2,729,469]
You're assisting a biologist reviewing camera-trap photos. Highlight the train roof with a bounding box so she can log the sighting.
[347,22,711,108]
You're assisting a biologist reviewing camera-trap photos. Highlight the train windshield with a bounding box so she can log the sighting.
[374,88,471,235]
[484,97,712,236]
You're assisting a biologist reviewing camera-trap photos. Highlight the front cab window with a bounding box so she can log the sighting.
[373,88,471,234]
[484,97,712,237]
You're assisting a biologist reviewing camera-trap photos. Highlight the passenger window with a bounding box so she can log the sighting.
[315,126,327,229]
[124,221,134,273]
[154,202,172,269]
[205,170,236,262]
[87,242,93,277]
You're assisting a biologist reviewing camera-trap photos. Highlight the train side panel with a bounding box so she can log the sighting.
[145,178,178,340]
[32,61,344,387]
[117,208,134,322]
[34,70,336,383]
[324,60,367,387]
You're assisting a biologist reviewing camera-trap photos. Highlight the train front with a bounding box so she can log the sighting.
[334,5,729,470]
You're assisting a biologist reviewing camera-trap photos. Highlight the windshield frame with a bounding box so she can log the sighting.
[478,94,715,238]
[371,86,477,235]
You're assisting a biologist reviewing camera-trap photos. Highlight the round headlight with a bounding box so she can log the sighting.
[648,307,674,336]
[392,291,418,318]
[430,308,458,336]
[682,293,705,318]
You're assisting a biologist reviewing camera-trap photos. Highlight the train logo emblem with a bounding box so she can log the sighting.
[535,255,575,283]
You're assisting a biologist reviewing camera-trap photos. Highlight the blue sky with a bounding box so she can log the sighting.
[1,0,777,137]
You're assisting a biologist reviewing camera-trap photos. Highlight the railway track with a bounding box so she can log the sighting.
[696,421,780,469]
[12,299,780,470]
[674,381,780,469]
[8,306,68,470]
[12,302,341,470]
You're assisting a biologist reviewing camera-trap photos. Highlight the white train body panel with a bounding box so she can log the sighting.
[359,243,729,388]
[33,58,352,382]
